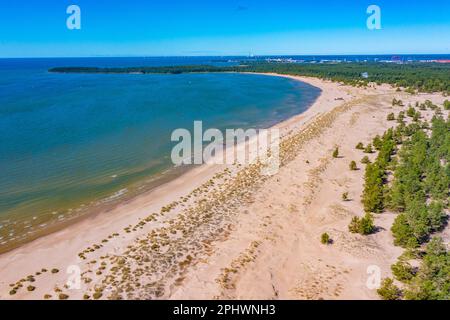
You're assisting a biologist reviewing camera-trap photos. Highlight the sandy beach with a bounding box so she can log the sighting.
[0,74,447,300]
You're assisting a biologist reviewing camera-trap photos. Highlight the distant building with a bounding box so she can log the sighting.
[361,72,369,79]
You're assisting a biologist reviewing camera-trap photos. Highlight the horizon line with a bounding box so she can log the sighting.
[1,53,450,59]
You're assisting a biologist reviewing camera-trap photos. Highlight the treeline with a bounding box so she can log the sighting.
[378,236,449,300]
[364,105,449,300]
[361,128,397,213]
[389,116,449,248]
[48,65,238,74]
[49,62,450,94]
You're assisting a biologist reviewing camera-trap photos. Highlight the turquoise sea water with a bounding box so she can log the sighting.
[0,57,321,250]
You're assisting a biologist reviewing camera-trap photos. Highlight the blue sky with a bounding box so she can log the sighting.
[0,0,449,57]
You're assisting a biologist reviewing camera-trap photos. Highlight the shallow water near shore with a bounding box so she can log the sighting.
[0,57,321,252]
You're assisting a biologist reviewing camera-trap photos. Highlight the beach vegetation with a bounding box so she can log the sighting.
[391,260,415,282]
[407,106,416,117]
[392,98,404,106]
[49,62,450,94]
[348,213,375,235]
[377,278,402,300]
[349,161,358,170]
[332,147,339,158]
[321,233,331,245]
[58,293,69,300]
[444,100,450,110]
[363,144,373,153]
[361,156,371,164]
[403,237,450,300]
[372,135,382,150]
[93,291,103,299]
[342,192,349,201]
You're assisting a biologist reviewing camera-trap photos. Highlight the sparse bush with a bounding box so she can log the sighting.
[363,144,373,153]
[342,192,349,201]
[93,292,103,300]
[349,161,358,170]
[321,233,331,245]
[360,213,375,235]
[58,293,69,300]
[361,156,370,164]
[407,106,416,117]
[387,113,395,121]
[348,213,375,235]
[356,142,364,149]
[332,147,339,158]
[444,100,450,110]
[348,216,360,233]
[373,135,382,150]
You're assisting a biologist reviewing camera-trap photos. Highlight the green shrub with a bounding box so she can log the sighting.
[342,192,349,201]
[349,161,358,170]
[391,261,415,282]
[321,233,331,245]
[377,278,401,300]
[93,292,103,300]
[348,216,360,233]
[355,142,364,149]
[444,100,450,110]
[348,213,375,235]
[361,156,370,164]
[407,106,416,117]
[360,213,375,235]
[332,147,339,158]
[391,214,419,248]
[363,144,373,153]
[392,98,404,106]
[373,135,382,150]
[387,113,395,121]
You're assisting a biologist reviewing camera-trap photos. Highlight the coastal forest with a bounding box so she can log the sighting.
[356,101,449,300]
[49,62,450,94]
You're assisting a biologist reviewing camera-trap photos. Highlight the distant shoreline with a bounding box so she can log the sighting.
[47,61,450,94]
